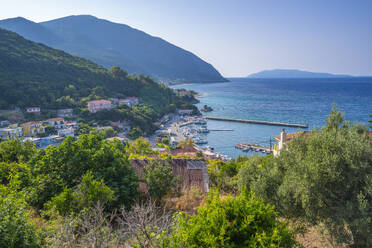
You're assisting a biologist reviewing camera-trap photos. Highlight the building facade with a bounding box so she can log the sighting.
[87,100,112,113]
[57,128,75,137]
[118,97,139,107]
[22,121,45,137]
[0,127,23,139]
[26,107,40,114]
[47,118,66,129]
[57,109,73,117]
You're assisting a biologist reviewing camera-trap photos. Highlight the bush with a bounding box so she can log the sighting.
[0,178,42,247]
[143,161,181,201]
[170,191,297,248]
[30,132,138,210]
[46,171,115,216]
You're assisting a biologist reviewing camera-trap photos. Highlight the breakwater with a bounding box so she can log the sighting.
[204,116,308,128]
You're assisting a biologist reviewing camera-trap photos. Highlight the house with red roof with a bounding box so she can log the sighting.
[26,107,40,114]
[87,99,112,113]
[22,121,45,137]
[118,97,139,107]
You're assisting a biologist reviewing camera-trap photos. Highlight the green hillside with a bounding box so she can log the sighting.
[0,16,227,83]
[0,27,180,108]
[0,28,193,137]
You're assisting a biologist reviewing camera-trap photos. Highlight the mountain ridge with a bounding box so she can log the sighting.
[0,15,226,83]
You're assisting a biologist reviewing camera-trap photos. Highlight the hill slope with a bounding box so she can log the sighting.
[247,69,352,78]
[0,15,226,83]
[0,27,177,111]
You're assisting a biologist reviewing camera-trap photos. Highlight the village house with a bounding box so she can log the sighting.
[0,127,23,139]
[65,121,79,129]
[0,120,10,127]
[273,129,310,156]
[26,107,40,114]
[47,117,66,129]
[22,121,45,137]
[178,109,194,115]
[57,128,75,137]
[57,108,73,117]
[110,121,123,128]
[87,99,112,113]
[118,97,139,107]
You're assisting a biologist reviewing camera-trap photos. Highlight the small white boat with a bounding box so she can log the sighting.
[198,127,210,133]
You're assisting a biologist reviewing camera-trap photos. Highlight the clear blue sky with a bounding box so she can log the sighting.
[1,0,372,77]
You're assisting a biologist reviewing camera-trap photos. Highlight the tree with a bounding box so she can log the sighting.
[177,138,195,149]
[238,109,372,247]
[46,171,115,216]
[44,125,57,136]
[369,110,372,129]
[0,139,36,164]
[170,191,296,248]
[30,133,139,210]
[126,137,157,156]
[143,161,181,201]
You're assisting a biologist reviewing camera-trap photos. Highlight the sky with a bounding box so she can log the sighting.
[1,0,372,77]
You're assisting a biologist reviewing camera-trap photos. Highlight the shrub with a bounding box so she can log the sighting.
[170,191,297,248]
[143,161,181,201]
[46,171,115,216]
[0,178,42,247]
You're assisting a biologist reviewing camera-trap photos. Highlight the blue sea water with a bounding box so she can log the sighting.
[172,78,372,158]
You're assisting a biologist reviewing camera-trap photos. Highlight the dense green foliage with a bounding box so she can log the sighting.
[0,178,42,247]
[143,161,181,200]
[45,171,115,216]
[238,110,372,247]
[170,191,297,248]
[29,132,139,210]
[0,28,175,109]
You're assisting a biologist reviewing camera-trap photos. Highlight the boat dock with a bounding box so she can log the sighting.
[204,116,308,128]
[235,143,272,154]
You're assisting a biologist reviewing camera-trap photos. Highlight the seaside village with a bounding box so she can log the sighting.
[0,96,139,148]
[0,89,303,160]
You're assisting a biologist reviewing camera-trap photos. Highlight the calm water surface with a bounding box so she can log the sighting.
[172,78,372,158]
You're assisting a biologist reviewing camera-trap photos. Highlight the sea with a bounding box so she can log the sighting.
[172,77,372,158]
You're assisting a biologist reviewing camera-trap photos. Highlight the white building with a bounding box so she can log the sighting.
[87,100,112,113]
[57,128,75,137]
[118,97,139,107]
[47,118,66,129]
[26,107,40,114]
[0,127,23,139]
[273,129,310,156]
[57,109,73,117]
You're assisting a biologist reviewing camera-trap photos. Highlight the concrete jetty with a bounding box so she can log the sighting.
[235,143,272,154]
[204,116,308,128]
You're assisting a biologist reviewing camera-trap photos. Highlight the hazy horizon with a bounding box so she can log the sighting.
[1,0,371,77]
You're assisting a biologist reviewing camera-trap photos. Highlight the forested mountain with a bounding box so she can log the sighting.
[0,15,226,83]
[0,27,177,110]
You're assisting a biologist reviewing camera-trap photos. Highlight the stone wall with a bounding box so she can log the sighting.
[129,159,209,193]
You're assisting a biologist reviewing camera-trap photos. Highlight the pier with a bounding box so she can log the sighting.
[204,116,308,128]
[235,143,272,154]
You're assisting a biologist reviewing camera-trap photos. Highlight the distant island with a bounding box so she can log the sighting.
[247,69,353,78]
